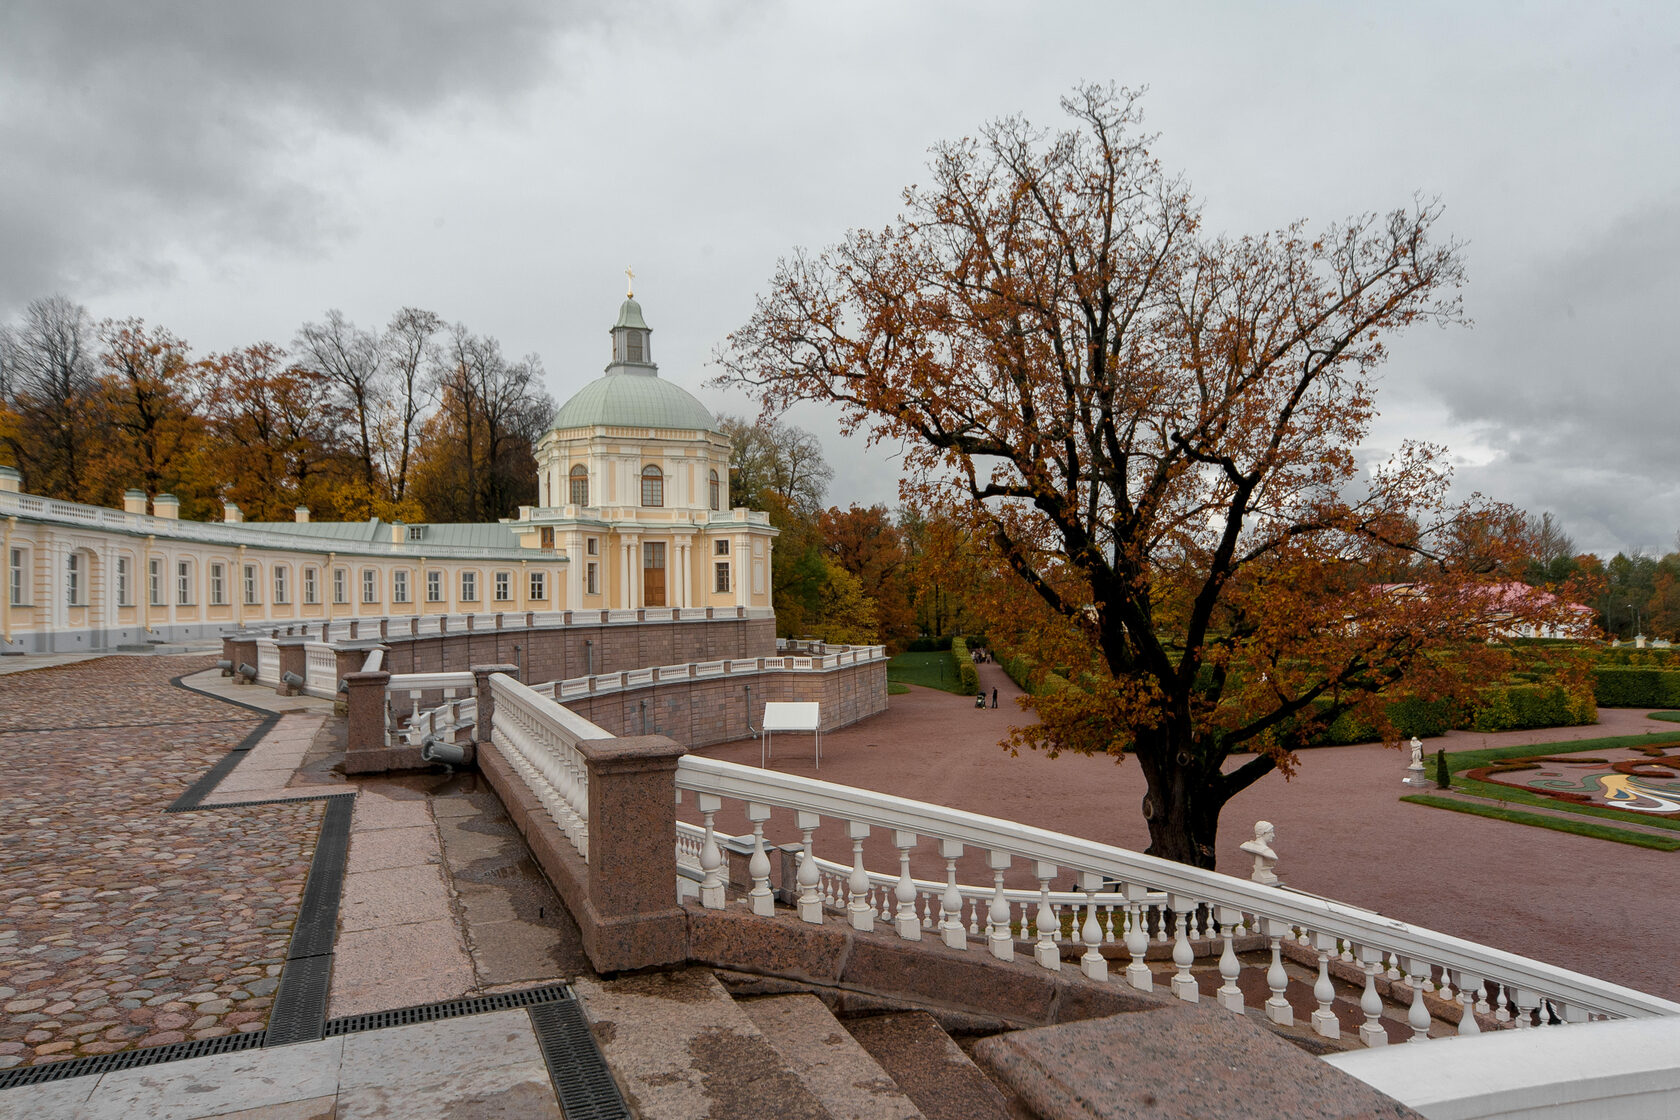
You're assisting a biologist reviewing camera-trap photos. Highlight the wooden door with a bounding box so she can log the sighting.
[642,542,666,607]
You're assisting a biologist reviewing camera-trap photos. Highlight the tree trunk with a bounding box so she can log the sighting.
[1136,732,1224,870]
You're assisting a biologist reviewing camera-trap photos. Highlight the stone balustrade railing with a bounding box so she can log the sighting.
[232,603,774,649]
[672,755,1680,1043]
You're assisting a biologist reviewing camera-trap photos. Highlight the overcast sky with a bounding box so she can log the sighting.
[2,1,1675,556]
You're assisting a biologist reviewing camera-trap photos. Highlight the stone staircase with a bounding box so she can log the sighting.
[570,950,1433,1120]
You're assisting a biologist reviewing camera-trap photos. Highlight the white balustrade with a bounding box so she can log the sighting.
[304,642,337,697]
[669,754,1680,1045]
[487,673,604,860]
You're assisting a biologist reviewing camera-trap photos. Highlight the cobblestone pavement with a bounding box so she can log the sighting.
[0,656,322,1069]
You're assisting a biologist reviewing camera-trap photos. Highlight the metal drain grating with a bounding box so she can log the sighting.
[166,713,279,811]
[324,983,574,1036]
[0,1029,267,1091]
[264,953,333,1047]
[529,998,630,1119]
[180,794,342,811]
[286,795,353,960]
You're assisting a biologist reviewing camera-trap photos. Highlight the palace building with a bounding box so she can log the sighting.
[0,294,776,654]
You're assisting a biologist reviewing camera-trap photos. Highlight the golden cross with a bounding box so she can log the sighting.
[625,266,635,298]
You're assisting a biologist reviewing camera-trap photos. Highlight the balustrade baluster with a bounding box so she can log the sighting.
[796,811,822,924]
[1311,932,1339,1039]
[746,803,773,916]
[1215,906,1243,1012]
[1455,971,1482,1035]
[1474,980,1491,1019]
[1357,946,1387,1047]
[1103,903,1117,943]
[878,886,893,924]
[1435,968,1454,1003]
[987,850,1013,962]
[1049,901,1064,943]
[698,794,724,909]
[1080,873,1106,982]
[1034,862,1059,971]
[1405,958,1433,1042]
[1124,893,1152,991]
[1168,895,1197,1002]
[1513,988,1540,1029]
[1264,919,1293,1026]
[940,840,966,950]
[894,831,921,940]
[846,821,873,932]
[1493,983,1512,1023]
[1386,952,1402,981]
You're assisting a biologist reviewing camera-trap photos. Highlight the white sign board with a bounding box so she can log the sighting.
[761,701,822,769]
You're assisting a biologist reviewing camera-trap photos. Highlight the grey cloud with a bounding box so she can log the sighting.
[1420,200,1680,553]
[0,0,607,312]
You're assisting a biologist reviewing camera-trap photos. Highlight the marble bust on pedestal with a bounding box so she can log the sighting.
[1239,820,1279,885]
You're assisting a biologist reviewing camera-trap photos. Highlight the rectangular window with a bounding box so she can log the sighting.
[149,558,162,606]
[333,567,348,605]
[426,570,442,603]
[8,548,24,606]
[586,562,598,596]
[460,571,478,602]
[66,553,80,606]
[243,564,259,606]
[540,526,555,549]
[529,571,546,601]
[176,560,191,606]
[393,569,410,604]
[303,566,317,605]
[361,568,378,604]
[406,525,425,541]
[715,539,729,555]
[494,571,511,601]
[715,562,730,594]
[273,566,288,605]
[210,562,226,606]
[586,537,597,555]
[116,556,131,607]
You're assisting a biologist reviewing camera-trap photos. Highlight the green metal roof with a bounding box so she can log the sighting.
[549,371,717,433]
[614,297,650,331]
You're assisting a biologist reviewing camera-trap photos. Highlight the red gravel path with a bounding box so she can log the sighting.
[692,661,1680,1003]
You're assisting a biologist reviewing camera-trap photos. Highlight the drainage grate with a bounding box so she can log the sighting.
[178,794,342,811]
[166,713,279,811]
[285,795,353,961]
[171,671,285,715]
[264,953,333,1047]
[324,983,574,1036]
[529,998,630,1120]
[0,1029,267,1091]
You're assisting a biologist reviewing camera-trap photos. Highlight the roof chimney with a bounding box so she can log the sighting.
[152,493,180,520]
[294,507,310,523]
[123,489,147,514]
[0,466,20,494]
[223,502,243,523]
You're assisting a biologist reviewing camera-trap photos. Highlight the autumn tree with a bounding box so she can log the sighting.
[293,310,383,490]
[200,343,345,520]
[93,319,209,512]
[820,503,915,640]
[0,295,100,499]
[379,307,442,503]
[718,86,1575,867]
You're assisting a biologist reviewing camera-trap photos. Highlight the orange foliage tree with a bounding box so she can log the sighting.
[718,86,1580,867]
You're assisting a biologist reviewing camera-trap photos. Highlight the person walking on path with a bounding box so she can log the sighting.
[991,687,998,709]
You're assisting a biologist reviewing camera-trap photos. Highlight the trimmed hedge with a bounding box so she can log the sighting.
[950,637,980,695]
[1593,667,1680,708]
[1469,680,1596,732]
[1314,695,1457,746]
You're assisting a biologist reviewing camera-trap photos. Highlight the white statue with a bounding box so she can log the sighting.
[1239,820,1279,885]
[1405,736,1427,785]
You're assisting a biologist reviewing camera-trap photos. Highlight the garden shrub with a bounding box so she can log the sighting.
[950,637,980,694]
[1593,667,1680,708]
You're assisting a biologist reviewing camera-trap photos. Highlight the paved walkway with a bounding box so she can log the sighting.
[1,656,584,1117]
[692,660,1680,1003]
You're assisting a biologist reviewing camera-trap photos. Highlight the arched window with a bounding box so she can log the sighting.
[641,465,663,508]
[569,464,589,506]
[709,469,720,511]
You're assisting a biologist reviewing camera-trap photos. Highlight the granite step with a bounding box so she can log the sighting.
[571,966,837,1120]
[845,1011,1018,1120]
[740,993,926,1120]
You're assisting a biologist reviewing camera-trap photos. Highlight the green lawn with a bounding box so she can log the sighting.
[887,651,969,695]
[1409,729,1680,845]
[1651,711,1680,724]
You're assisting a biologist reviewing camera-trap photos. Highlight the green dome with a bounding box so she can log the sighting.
[549,371,717,433]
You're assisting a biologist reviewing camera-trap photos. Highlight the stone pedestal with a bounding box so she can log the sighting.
[275,638,307,696]
[472,663,519,747]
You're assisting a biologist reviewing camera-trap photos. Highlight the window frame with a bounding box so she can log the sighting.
[210,561,226,606]
[569,464,588,506]
[303,566,318,605]
[529,571,547,601]
[460,570,478,603]
[243,563,260,606]
[332,567,348,605]
[426,569,443,603]
[715,539,729,556]
[494,570,511,602]
[7,547,26,607]
[115,555,131,607]
[148,558,162,607]
[715,561,730,594]
[176,558,193,607]
[392,569,410,604]
[361,568,378,605]
[65,552,82,607]
[640,464,663,508]
[585,562,598,596]
[272,565,289,605]
[709,469,720,511]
